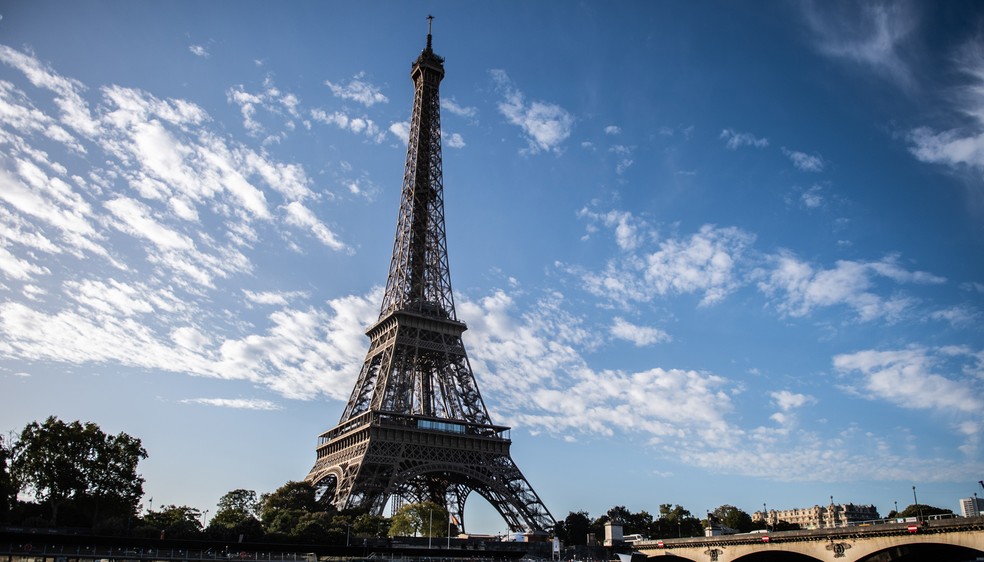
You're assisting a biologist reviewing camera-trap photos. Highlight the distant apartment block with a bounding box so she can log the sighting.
[752,503,880,529]
[959,497,984,517]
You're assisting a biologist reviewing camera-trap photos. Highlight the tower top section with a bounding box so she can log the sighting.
[378,14,454,321]
[414,15,445,80]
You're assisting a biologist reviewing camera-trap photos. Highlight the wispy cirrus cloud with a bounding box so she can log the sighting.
[801,0,918,88]
[181,397,281,410]
[720,128,769,150]
[441,97,477,119]
[490,69,574,154]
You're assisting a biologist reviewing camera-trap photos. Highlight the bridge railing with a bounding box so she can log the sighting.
[0,544,317,562]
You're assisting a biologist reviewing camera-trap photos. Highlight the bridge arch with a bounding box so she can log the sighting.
[732,553,820,561]
[853,538,983,561]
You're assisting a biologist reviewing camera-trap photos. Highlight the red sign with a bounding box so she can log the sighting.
[656,541,664,549]
[907,525,919,533]
[761,536,770,543]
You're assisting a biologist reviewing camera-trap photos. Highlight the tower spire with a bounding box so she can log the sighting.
[426,14,434,51]
[305,19,555,535]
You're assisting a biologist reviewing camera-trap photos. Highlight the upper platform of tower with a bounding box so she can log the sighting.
[413,16,445,79]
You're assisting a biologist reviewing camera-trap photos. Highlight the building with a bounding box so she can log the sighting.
[959,496,984,517]
[752,503,880,530]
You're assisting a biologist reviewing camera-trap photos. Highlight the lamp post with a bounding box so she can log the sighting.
[912,485,923,521]
[763,503,768,532]
[202,510,209,528]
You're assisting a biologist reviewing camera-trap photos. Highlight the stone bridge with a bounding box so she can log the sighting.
[634,516,984,561]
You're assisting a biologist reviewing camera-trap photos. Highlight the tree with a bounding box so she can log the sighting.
[556,511,591,546]
[208,489,263,541]
[388,501,447,538]
[0,435,11,524]
[897,504,953,519]
[353,512,390,538]
[142,505,202,539]
[258,481,322,536]
[655,504,702,538]
[606,505,631,525]
[710,505,754,533]
[10,417,147,526]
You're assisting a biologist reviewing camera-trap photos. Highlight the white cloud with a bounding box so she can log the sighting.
[389,121,410,144]
[283,201,347,251]
[801,0,917,87]
[771,390,815,411]
[610,317,671,346]
[720,128,769,150]
[67,278,155,317]
[181,398,281,410]
[604,125,621,135]
[442,97,477,118]
[490,69,574,154]
[834,346,984,415]
[758,252,943,321]
[226,78,302,138]
[455,286,976,483]
[243,289,309,307]
[189,44,209,58]
[460,289,732,441]
[575,210,754,307]
[783,147,825,172]
[446,132,465,149]
[906,41,984,190]
[930,305,979,326]
[610,145,633,174]
[0,244,49,281]
[324,72,387,107]
[104,196,195,251]
[310,109,386,143]
[0,285,381,401]
[0,44,100,137]
[800,185,825,208]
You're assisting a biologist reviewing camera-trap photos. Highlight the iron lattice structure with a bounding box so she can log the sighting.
[305,23,555,534]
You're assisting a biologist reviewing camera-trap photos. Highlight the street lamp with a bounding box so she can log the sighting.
[912,485,923,521]
[763,503,768,533]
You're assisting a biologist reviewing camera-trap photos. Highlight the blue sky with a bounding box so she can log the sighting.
[1,0,983,534]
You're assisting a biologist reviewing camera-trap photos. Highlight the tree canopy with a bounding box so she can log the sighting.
[10,416,147,526]
[710,504,754,533]
[388,501,447,538]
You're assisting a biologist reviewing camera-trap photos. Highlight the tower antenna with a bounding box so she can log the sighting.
[426,15,434,51]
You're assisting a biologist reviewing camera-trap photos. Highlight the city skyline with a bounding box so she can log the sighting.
[1,1,983,532]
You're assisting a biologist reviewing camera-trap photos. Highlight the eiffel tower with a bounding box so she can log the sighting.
[305,18,555,534]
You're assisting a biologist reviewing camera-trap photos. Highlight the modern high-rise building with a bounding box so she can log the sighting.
[959,496,984,518]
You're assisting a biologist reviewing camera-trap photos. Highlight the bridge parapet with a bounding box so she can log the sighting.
[636,516,984,561]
